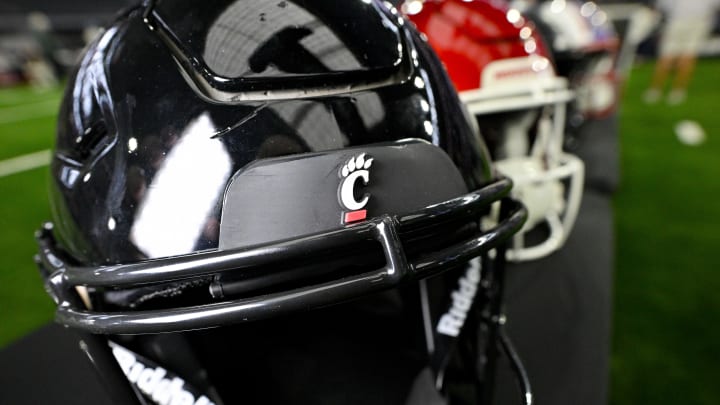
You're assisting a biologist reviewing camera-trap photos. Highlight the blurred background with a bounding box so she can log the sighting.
[0,0,718,404]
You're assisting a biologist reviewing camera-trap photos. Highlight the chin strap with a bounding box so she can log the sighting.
[429,258,483,391]
[476,200,533,405]
[424,266,534,405]
[422,200,534,405]
[472,294,533,405]
[499,326,533,405]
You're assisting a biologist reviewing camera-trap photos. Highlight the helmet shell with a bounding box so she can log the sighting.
[50,0,493,265]
[403,0,551,92]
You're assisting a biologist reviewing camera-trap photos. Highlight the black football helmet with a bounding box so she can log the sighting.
[35,1,527,404]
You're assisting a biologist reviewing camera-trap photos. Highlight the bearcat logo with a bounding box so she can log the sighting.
[110,342,215,405]
[338,153,374,224]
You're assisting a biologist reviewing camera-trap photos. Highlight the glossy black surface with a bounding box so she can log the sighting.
[50,0,492,267]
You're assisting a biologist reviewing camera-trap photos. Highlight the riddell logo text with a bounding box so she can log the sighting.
[436,258,481,337]
[110,343,214,405]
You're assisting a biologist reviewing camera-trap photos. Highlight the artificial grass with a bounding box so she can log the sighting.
[611,59,720,405]
[0,116,57,161]
[0,87,60,347]
[0,169,54,346]
[0,87,60,160]
[0,86,61,108]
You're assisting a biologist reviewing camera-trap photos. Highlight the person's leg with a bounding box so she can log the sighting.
[666,18,712,104]
[673,55,698,89]
[667,54,697,104]
[644,18,685,103]
[645,56,675,103]
[650,56,675,90]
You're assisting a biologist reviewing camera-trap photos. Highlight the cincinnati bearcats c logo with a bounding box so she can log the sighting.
[338,153,374,224]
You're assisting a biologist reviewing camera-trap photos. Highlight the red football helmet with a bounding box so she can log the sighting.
[404,0,584,261]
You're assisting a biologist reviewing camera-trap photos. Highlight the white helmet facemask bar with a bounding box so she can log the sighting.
[464,56,585,262]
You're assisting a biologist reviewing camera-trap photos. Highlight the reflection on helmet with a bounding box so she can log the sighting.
[35,1,528,404]
[404,0,585,261]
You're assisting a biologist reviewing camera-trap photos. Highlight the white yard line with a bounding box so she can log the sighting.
[0,99,59,125]
[0,150,51,178]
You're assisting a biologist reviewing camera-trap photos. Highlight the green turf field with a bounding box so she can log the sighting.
[0,86,60,347]
[611,59,720,405]
[0,60,719,403]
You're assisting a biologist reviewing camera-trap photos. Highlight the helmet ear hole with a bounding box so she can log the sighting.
[72,120,112,163]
